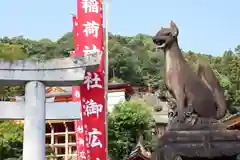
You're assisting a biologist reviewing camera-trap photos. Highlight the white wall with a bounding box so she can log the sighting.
[107,91,125,112]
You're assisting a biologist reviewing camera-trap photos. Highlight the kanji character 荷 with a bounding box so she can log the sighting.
[83,21,99,37]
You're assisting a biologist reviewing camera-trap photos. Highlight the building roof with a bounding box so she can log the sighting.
[45,87,70,93]
[127,146,150,160]
[127,135,151,160]
[45,82,133,92]
[12,84,170,124]
[222,112,240,129]
[222,112,240,121]
[11,82,134,101]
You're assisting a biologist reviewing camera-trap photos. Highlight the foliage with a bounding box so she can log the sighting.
[0,121,23,159]
[108,99,154,160]
[0,33,239,109]
[184,51,240,109]
[0,31,240,158]
[108,34,164,88]
[46,146,57,160]
[109,77,124,83]
[0,121,58,159]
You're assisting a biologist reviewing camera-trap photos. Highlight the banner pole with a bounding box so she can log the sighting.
[104,0,109,158]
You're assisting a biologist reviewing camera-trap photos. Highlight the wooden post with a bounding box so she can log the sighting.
[69,135,72,156]
[50,123,54,147]
[23,81,46,160]
[50,123,55,159]
[64,122,69,160]
[55,135,58,156]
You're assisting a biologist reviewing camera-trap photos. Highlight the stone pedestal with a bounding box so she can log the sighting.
[152,130,240,160]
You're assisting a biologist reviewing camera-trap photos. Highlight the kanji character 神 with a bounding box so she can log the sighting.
[83,99,103,118]
[88,128,102,148]
[81,0,99,13]
[83,21,99,38]
[83,45,102,56]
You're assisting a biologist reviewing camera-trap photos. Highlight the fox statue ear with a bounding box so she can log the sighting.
[170,20,179,36]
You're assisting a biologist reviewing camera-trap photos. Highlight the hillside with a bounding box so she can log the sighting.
[0,32,240,159]
[0,33,239,109]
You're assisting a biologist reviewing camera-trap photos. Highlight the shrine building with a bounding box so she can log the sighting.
[10,81,172,159]
[11,82,160,159]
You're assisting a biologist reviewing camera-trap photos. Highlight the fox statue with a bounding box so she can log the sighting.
[152,21,227,122]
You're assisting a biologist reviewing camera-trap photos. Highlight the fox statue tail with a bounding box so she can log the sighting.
[196,59,227,120]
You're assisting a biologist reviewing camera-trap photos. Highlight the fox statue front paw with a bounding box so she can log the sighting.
[176,110,186,123]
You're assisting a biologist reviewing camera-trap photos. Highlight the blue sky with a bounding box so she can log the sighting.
[0,0,239,56]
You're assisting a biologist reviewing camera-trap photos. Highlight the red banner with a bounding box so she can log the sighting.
[73,0,106,159]
[72,15,88,160]
[77,0,106,159]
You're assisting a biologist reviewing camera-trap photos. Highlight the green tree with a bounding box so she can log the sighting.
[108,99,154,160]
[0,43,27,98]
[0,121,24,159]
[108,34,164,89]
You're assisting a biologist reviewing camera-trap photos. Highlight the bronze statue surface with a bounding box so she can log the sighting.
[152,21,226,125]
[151,21,240,160]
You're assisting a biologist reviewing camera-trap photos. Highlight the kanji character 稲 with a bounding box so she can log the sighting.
[81,0,99,13]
